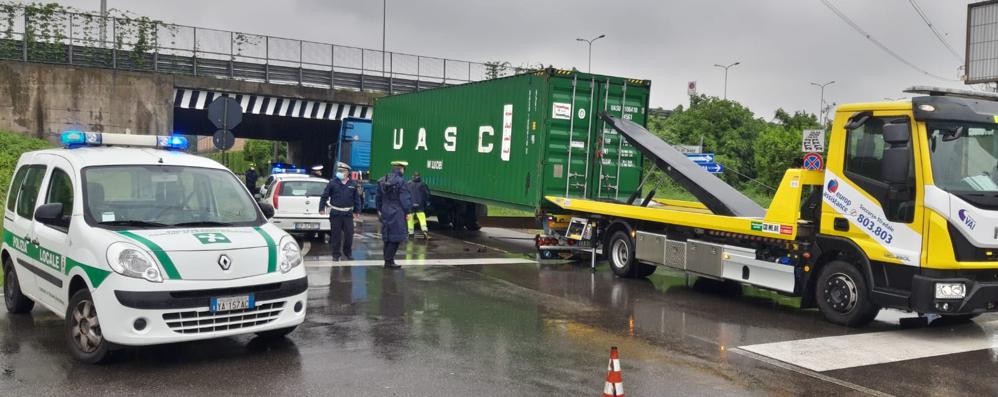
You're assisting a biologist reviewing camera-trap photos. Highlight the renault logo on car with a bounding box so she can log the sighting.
[218,254,232,270]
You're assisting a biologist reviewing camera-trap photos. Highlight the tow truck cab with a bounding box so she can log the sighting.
[817,87,998,320]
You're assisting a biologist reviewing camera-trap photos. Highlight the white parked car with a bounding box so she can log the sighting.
[1,132,307,363]
[259,173,310,198]
[258,175,330,236]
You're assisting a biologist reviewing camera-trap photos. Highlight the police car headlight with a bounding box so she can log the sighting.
[935,282,966,299]
[107,242,163,283]
[279,236,302,273]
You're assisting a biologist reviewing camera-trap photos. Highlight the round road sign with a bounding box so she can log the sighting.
[212,129,236,151]
[802,152,824,171]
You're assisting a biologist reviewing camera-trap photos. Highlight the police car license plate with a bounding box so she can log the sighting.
[295,222,319,230]
[210,294,255,313]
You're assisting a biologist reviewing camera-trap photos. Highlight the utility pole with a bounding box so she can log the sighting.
[810,80,835,125]
[712,61,740,99]
[100,0,107,47]
[382,0,387,77]
[576,34,605,73]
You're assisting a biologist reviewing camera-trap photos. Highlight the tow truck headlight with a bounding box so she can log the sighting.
[935,282,966,299]
[279,236,303,273]
[106,242,163,283]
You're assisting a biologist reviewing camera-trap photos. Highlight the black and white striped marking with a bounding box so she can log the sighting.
[173,88,373,120]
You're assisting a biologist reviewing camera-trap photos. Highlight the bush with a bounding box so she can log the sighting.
[0,131,52,214]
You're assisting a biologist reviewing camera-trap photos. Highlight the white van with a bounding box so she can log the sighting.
[1,132,307,363]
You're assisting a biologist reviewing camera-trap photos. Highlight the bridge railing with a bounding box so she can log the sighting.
[0,6,527,94]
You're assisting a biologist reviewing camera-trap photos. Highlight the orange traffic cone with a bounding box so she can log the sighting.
[603,346,624,397]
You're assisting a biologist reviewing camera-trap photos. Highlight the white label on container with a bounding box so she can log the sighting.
[501,104,513,161]
[570,140,586,149]
[552,102,572,120]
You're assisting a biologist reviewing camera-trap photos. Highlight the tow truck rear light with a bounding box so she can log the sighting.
[272,181,282,210]
[60,131,188,150]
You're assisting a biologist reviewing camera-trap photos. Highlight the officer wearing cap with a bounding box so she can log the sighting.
[376,160,411,268]
[311,164,324,178]
[320,162,362,261]
[244,163,259,195]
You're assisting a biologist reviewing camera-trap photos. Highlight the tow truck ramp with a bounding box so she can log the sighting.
[599,112,766,218]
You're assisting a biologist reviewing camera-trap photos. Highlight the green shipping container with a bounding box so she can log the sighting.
[371,68,651,212]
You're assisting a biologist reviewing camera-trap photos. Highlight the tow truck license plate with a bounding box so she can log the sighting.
[210,294,255,313]
[295,222,319,230]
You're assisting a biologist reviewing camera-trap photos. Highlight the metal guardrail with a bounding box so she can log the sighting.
[0,6,521,93]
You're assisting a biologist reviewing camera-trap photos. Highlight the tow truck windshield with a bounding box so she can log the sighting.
[82,165,264,229]
[928,121,998,209]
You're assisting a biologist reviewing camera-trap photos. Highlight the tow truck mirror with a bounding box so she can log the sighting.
[882,149,910,185]
[34,202,65,227]
[258,202,275,219]
[941,126,966,142]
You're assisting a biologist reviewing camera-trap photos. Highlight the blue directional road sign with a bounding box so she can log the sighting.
[685,153,715,164]
[699,163,724,173]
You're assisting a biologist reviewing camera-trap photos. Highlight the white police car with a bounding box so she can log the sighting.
[1,132,307,363]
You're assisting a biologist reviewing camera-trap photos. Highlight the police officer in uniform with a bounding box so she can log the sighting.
[244,164,259,195]
[320,162,362,261]
[377,161,411,269]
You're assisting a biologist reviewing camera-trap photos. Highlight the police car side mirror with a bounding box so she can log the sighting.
[35,202,65,227]
[258,203,275,219]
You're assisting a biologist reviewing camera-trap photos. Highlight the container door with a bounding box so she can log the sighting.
[544,74,600,200]
[590,79,648,202]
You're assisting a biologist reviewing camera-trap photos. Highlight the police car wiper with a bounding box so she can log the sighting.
[97,220,169,228]
[171,221,235,227]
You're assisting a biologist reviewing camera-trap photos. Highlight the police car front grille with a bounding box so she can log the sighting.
[162,302,285,334]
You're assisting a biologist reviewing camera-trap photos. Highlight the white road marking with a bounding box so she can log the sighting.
[740,320,998,372]
[730,349,895,397]
[305,257,535,268]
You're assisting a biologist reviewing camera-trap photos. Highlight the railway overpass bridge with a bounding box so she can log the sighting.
[0,6,510,169]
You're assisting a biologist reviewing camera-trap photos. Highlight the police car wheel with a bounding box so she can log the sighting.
[815,260,881,327]
[255,325,297,340]
[65,289,110,364]
[3,257,35,314]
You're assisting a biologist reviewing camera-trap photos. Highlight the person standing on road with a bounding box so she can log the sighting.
[320,162,362,261]
[244,164,259,195]
[406,171,431,240]
[377,161,412,269]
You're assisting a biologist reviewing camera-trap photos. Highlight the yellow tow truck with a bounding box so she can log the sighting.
[543,86,998,326]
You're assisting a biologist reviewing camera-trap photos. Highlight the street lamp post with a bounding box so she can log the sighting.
[810,80,835,125]
[576,34,605,73]
[382,0,387,77]
[712,61,740,99]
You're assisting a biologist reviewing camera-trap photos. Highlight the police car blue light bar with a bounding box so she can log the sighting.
[60,131,188,150]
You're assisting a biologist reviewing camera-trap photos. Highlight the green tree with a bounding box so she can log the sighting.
[242,139,274,176]
[753,109,821,189]
[653,95,766,188]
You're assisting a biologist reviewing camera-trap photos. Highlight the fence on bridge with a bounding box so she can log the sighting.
[0,5,531,93]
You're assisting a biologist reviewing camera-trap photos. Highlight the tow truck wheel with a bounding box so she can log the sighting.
[65,289,110,364]
[608,231,637,278]
[3,257,35,314]
[815,260,880,327]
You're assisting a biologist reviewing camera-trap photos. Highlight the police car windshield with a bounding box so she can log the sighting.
[82,165,264,229]
[928,121,998,208]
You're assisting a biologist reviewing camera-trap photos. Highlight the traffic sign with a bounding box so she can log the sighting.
[802,152,824,171]
[699,163,724,173]
[208,96,243,131]
[685,153,715,164]
[212,129,235,151]
[802,129,825,152]
[674,145,702,154]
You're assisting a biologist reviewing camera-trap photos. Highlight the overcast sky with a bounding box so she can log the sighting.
[57,0,974,119]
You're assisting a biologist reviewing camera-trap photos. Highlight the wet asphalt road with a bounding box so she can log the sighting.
[2,216,998,396]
